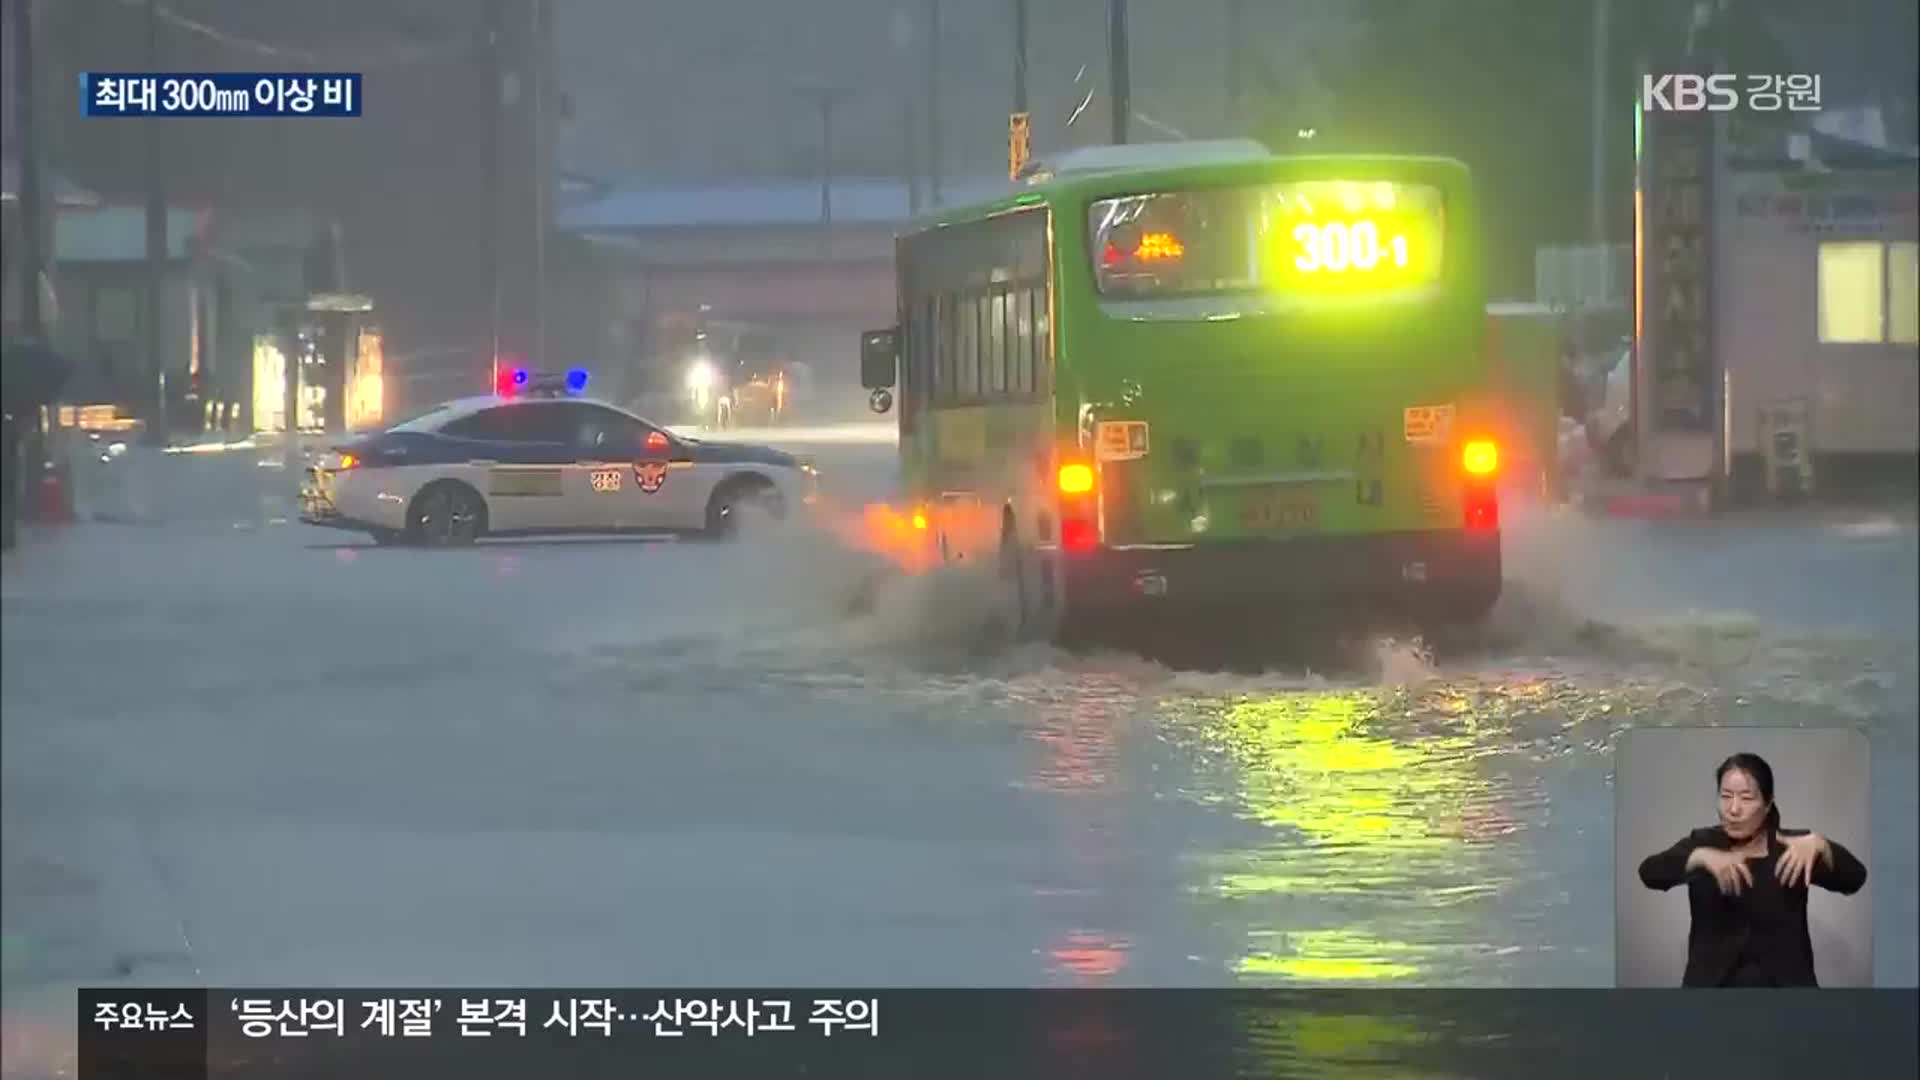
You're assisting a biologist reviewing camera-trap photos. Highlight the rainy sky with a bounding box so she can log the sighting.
[551,0,1356,181]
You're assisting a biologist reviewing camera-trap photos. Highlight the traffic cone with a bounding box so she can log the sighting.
[37,460,73,523]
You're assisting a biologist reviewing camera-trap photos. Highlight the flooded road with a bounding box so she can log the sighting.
[5,433,1915,1072]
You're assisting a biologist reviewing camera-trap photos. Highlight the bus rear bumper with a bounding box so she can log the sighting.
[1061,529,1502,618]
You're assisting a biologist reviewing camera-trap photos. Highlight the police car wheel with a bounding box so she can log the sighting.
[408,482,486,546]
[704,478,784,539]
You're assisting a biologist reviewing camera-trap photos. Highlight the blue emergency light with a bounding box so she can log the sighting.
[502,368,591,398]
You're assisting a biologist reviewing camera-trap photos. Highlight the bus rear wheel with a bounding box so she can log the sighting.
[1423,580,1501,627]
[994,516,1060,644]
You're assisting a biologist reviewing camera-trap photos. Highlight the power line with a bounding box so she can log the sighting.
[113,0,477,68]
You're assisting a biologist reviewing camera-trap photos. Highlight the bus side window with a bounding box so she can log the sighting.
[935,293,954,404]
[981,292,997,400]
[957,292,980,402]
[913,294,935,418]
[974,292,990,402]
[1012,287,1034,398]
[899,293,919,434]
[987,289,1008,399]
[1013,288,1029,397]
[972,292,988,401]
[929,290,944,403]
[1034,287,1052,397]
[1013,288,1027,398]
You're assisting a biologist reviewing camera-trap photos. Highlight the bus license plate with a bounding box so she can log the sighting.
[1242,491,1319,531]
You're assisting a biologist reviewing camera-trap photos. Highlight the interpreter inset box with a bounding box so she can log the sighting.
[1615,727,1871,987]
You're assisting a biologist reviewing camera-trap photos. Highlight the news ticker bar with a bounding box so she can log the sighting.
[81,73,361,117]
[78,988,1918,1080]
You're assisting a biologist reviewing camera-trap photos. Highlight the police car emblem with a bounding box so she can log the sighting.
[634,461,669,494]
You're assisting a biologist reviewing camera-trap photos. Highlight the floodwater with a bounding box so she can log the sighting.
[4,437,1915,1075]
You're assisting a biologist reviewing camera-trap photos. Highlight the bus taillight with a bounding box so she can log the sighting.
[1057,452,1100,552]
[1462,439,1499,477]
[1058,463,1096,494]
[1465,487,1499,531]
[1061,518,1099,553]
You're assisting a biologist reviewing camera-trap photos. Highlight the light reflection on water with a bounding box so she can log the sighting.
[1173,688,1530,984]
[1026,676,1139,984]
[548,577,1911,989]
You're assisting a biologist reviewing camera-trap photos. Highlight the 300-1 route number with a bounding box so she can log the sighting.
[1291,221,1411,273]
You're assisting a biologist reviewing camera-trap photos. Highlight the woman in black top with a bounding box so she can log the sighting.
[1638,752,1868,987]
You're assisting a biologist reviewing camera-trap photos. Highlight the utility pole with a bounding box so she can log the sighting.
[9,0,47,528]
[1591,0,1611,250]
[1226,0,1243,133]
[12,0,43,340]
[890,9,920,214]
[927,0,942,205]
[819,88,837,226]
[904,97,921,215]
[1013,0,1028,116]
[1009,0,1030,180]
[1109,0,1131,144]
[5,1,40,324]
[530,0,549,367]
[795,86,841,227]
[145,0,168,439]
[484,0,503,386]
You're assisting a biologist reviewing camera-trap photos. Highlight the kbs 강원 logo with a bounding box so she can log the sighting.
[1643,74,1740,112]
[1643,73,1823,113]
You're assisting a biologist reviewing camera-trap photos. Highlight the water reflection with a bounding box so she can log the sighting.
[1050,930,1132,981]
[1027,680,1139,984]
[1231,1004,1454,1079]
[1179,687,1530,984]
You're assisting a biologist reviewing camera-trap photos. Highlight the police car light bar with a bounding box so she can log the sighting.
[498,368,590,398]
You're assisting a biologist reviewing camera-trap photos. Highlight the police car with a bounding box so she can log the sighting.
[299,370,817,545]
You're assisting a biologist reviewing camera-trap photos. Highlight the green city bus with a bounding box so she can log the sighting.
[859,141,1503,639]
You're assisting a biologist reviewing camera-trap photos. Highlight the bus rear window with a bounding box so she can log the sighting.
[1089,181,1445,298]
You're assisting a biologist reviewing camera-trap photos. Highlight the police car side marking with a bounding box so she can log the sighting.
[634,461,668,493]
[489,468,564,497]
[590,467,623,493]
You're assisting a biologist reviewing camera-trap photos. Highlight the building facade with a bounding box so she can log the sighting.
[46,203,387,438]
[1716,164,1918,497]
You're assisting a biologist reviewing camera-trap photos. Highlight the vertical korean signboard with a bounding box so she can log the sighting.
[1009,112,1032,181]
[1636,70,1720,482]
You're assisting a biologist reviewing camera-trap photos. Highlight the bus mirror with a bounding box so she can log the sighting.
[860,328,899,389]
